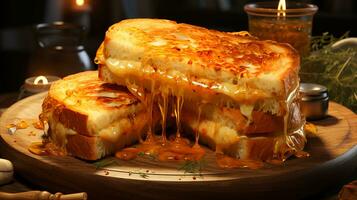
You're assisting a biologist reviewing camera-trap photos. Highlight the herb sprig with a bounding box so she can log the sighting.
[178,159,206,175]
[92,158,117,169]
[310,31,350,51]
[128,170,150,179]
[137,151,156,160]
[301,32,357,112]
[138,172,149,179]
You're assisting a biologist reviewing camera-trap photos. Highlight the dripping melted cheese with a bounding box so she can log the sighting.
[115,74,307,169]
[31,67,306,169]
[117,79,208,162]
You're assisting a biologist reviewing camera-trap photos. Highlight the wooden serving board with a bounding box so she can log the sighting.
[1,93,357,200]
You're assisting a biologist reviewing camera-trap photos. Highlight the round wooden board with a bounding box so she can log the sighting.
[1,93,357,200]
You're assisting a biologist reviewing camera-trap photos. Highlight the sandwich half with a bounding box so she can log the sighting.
[40,71,150,160]
[96,19,306,161]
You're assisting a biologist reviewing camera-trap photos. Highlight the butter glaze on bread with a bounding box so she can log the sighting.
[41,71,149,160]
[96,18,300,115]
[95,19,306,161]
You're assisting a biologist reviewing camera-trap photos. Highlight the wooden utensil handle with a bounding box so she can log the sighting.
[0,191,87,200]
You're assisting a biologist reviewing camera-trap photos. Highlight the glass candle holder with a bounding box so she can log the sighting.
[18,75,61,100]
[244,2,318,56]
[28,22,93,77]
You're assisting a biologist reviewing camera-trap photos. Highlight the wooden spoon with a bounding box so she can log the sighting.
[0,191,87,200]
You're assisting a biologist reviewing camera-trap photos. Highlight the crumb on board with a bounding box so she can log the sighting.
[28,131,36,136]
[16,120,29,129]
[32,121,44,130]
[304,122,318,138]
[6,120,30,134]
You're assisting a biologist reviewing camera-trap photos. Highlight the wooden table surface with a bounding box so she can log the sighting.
[0,92,355,199]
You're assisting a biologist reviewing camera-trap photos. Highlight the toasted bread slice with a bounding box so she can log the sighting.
[42,70,304,161]
[96,18,300,115]
[95,19,305,160]
[41,71,149,160]
[181,101,305,160]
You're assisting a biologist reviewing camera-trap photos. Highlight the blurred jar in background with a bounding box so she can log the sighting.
[28,22,93,77]
[244,2,318,56]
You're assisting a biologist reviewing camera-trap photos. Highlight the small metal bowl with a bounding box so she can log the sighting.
[299,83,329,120]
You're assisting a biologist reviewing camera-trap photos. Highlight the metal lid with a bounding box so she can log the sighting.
[299,83,328,101]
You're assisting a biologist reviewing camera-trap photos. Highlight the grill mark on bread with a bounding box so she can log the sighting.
[62,77,139,110]
[42,96,90,135]
[40,71,151,160]
[42,71,142,136]
[127,22,295,77]
[97,19,300,110]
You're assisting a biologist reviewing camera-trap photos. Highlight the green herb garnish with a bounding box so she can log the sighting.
[92,158,117,169]
[178,159,206,174]
[137,152,156,160]
[310,31,350,51]
[138,172,149,179]
[128,170,150,179]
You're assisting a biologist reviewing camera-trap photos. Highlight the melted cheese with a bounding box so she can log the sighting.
[284,83,300,136]
[104,59,275,111]
[49,120,77,148]
[106,58,305,164]
[149,39,167,46]
[240,104,254,121]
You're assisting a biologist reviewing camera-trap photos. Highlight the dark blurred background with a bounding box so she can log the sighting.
[1,0,356,93]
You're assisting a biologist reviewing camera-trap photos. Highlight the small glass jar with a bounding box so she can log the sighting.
[28,22,93,77]
[299,83,329,121]
[244,2,318,56]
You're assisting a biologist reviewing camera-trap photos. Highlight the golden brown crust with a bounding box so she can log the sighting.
[66,134,102,160]
[241,137,276,160]
[42,71,151,160]
[42,95,90,135]
[42,71,142,137]
[244,111,284,134]
[97,19,301,114]
[53,71,139,111]
[98,65,104,80]
[279,43,300,97]
[181,103,284,137]
[99,18,299,82]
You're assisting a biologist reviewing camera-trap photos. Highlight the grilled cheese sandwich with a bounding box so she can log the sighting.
[96,19,306,162]
[40,71,152,160]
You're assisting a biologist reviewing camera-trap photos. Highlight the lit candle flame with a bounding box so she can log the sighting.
[277,0,286,17]
[34,76,48,85]
[76,0,85,6]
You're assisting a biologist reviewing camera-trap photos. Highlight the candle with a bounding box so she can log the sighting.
[69,0,91,30]
[24,75,61,94]
[244,1,318,56]
[72,0,91,12]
